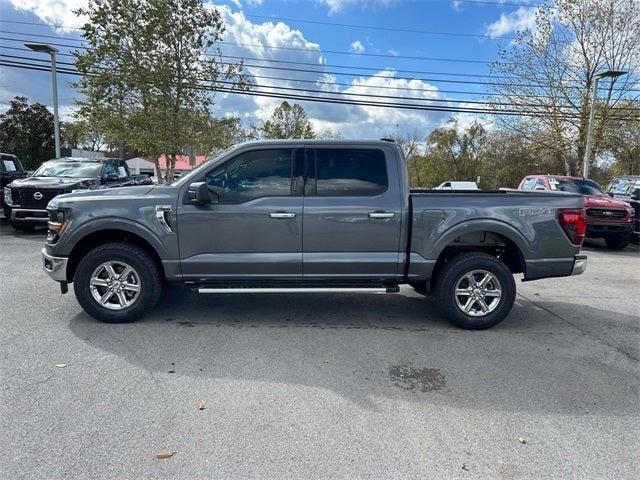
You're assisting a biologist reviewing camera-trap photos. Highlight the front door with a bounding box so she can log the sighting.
[302,146,403,280]
[177,147,303,280]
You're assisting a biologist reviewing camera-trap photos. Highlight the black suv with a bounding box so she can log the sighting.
[3,157,152,231]
[1,153,27,210]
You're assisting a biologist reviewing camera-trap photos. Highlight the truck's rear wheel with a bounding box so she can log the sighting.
[73,242,162,323]
[435,252,515,330]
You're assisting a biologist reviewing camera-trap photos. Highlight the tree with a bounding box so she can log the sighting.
[74,0,247,182]
[383,129,426,186]
[425,118,486,183]
[0,96,56,169]
[490,0,640,176]
[261,101,315,139]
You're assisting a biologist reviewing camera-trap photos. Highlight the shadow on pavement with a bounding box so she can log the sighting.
[67,287,639,416]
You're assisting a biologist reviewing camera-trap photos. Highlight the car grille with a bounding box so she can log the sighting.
[586,208,627,220]
[16,188,66,209]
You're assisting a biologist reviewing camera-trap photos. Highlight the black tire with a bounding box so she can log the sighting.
[604,233,631,250]
[409,281,428,295]
[10,222,35,232]
[73,242,162,323]
[435,252,516,330]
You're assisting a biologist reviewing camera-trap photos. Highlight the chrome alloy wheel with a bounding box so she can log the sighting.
[453,269,502,317]
[89,261,141,310]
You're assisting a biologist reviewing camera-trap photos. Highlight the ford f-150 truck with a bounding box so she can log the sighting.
[41,140,588,329]
[4,156,152,231]
[518,175,635,249]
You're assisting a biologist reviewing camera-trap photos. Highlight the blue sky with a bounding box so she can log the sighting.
[0,0,540,138]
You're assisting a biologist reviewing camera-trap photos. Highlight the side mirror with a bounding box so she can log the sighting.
[632,189,640,201]
[187,181,213,204]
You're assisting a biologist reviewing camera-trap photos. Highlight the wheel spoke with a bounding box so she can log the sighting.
[120,266,133,281]
[462,297,475,313]
[116,290,128,307]
[104,264,117,280]
[90,278,109,287]
[123,282,140,292]
[465,273,478,288]
[455,288,473,296]
[99,290,113,305]
[477,297,489,313]
[478,273,492,288]
[484,289,501,297]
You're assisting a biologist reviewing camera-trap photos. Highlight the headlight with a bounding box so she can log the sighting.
[47,209,70,242]
[3,187,12,205]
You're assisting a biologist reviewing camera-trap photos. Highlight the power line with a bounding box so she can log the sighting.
[3,31,637,95]
[3,59,637,120]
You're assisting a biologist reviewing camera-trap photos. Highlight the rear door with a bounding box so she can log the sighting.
[177,147,304,280]
[302,146,403,280]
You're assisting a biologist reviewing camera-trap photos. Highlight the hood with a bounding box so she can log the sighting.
[9,176,99,190]
[50,185,157,208]
[584,194,630,209]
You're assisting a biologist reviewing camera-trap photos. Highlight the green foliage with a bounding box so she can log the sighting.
[261,101,315,139]
[0,96,56,169]
[74,0,246,181]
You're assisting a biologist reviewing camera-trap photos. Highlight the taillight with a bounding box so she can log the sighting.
[558,208,586,245]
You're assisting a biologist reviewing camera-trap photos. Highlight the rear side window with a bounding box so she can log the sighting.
[1,156,19,172]
[313,148,388,196]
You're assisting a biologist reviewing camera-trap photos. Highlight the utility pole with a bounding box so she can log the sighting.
[24,43,61,158]
[583,70,628,178]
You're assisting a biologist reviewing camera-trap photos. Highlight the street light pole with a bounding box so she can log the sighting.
[24,43,61,158]
[582,69,628,179]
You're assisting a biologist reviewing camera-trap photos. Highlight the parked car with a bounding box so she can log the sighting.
[606,175,640,235]
[0,153,27,210]
[434,181,479,190]
[42,140,587,330]
[3,157,152,231]
[518,175,635,250]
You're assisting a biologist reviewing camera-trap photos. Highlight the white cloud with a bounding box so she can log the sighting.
[387,48,399,56]
[486,7,538,38]
[3,0,458,139]
[7,0,88,30]
[317,0,399,15]
[350,40,365,54]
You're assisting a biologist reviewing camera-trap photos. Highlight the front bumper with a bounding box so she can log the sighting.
[42,248,69,282]
[571,255,587,276]
[11,208,49,223]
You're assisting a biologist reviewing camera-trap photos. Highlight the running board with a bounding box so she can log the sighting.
[192,285,400,294]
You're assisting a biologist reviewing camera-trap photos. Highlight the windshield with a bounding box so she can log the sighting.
[33,160,102,178]
[608,178,640,194]
[551,178,605,195]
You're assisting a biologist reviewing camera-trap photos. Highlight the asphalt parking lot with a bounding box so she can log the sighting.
[1,221,638,479]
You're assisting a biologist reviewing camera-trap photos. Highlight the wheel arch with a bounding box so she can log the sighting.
[66,228,166,282]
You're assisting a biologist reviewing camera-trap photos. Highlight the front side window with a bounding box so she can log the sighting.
[313,148,388,196]
[205,149,292,204]
[521,177,537,190]
[102,162,118,178]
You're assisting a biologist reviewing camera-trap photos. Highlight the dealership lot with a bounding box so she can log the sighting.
[1,223,638,479]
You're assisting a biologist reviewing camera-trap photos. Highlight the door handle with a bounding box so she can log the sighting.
[369,212,395,219]
[270,212,296,219]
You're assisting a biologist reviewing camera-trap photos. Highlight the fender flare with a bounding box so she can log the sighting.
[62,217,169,259]
[431,219,532,260]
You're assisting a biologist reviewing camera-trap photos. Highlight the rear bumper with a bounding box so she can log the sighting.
[571,255,587,276]
[10,208,49,223]
[524,254,586,281]
[42,248,69,282]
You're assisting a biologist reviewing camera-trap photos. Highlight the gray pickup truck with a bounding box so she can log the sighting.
[42,140,587,329]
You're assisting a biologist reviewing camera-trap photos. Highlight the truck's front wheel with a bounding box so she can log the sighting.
[435,252,515,330]
[73,242,162,323]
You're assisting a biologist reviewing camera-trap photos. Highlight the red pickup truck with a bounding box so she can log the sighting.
[518,175,635,250]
